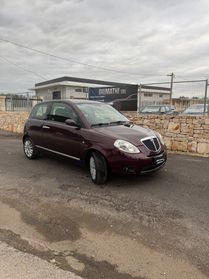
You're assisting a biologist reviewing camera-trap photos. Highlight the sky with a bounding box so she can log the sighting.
[0,0,209,95]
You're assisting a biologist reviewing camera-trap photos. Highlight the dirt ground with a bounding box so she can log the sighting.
[0,135,209,279]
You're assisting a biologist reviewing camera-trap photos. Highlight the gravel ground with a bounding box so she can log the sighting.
[0,135,208,279]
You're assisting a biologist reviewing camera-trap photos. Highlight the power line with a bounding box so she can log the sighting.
[143,79,207,85]
[0,37,167,77]
[0,55,48,80]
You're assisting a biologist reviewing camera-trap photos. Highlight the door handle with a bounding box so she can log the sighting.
[42,125,50,129]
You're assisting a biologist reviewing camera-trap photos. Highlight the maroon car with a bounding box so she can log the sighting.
[23,100,167,184]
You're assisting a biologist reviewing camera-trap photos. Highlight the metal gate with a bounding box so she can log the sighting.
[5,96,42,111]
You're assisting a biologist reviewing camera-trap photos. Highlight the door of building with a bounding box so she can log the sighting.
[52,91,61,100]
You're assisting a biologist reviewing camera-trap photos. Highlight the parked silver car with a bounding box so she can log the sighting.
[181,104,208,115]
[140,105,175,115]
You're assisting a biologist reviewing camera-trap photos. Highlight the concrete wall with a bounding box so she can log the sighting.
[35,86,87,100]
[36,87,66,100]
[0,111,209,156]
[65,87,87,99]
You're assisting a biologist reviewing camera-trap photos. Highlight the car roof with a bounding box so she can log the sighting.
[143,105,166,107]
[38,99,102,105]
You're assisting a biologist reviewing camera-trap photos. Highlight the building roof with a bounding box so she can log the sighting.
[31,81,111,90]
[33,76,137,90]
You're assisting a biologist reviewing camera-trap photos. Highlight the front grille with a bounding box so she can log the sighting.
[141,136,160,152]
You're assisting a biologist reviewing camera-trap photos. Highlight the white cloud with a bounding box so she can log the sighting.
[0,0,209,93]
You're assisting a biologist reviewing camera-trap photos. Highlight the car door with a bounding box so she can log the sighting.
[41,102,85,160]
[27,102,49,146]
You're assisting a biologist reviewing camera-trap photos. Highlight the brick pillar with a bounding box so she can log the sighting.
[0,96,6,111]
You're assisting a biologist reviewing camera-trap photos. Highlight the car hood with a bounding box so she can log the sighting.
[94,124,155,146]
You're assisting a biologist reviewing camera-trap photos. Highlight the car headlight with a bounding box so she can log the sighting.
[155,132,165,145]
[114,139,140,154]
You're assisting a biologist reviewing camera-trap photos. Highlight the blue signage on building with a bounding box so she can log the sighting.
[89,85,138,102]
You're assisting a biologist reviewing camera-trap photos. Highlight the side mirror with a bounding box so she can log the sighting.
[65,119,80,128]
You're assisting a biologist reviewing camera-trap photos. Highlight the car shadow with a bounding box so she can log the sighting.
[36,152,166,190]
[107,171,164,189]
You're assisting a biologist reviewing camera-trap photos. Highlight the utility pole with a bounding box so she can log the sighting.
[203,79,208,115]
[137,84,142,113]
[167,73,175,106]
[208,81,209,116]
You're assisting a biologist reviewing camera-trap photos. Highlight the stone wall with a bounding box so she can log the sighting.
[0,111,209,156]
[124,112,209,156]
[0,112,29,134]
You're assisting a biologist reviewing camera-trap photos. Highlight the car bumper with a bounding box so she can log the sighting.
[108,150,167,175]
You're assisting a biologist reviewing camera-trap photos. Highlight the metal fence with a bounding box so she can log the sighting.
[140,79,209,115]
[138,84,171,111]
[5,93,42,111]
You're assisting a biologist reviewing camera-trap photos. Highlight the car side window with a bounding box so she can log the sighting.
[49,103,79,123]
[30,103,48,120]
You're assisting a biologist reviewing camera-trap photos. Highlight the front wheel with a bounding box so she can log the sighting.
[23,137,39,159]
[89,152,108,185]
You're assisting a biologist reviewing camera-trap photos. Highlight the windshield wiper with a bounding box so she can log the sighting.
[91,121,133,127]
[109,120,133,127]
[109,120,127,125]
[124,121,134,127]
[91,122,110,127]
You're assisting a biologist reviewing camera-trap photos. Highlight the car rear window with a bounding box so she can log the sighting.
[30,103,48,120]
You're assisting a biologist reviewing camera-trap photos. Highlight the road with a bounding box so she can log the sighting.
[0,241,82,279]
[0,134,208,279]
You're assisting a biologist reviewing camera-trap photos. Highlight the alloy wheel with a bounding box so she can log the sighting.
[24,139,34,158]
[89,156,97,180]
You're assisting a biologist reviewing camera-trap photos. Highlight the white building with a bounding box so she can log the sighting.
[31,77,170,109]
[31,76,136,101]
[138,85,170,107]
[140,88,170,106]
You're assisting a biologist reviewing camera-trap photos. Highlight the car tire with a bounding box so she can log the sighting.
[23,137,39,159]
[89,152,108,185]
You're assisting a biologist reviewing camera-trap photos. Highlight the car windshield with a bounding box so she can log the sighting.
[77,103,129,126]
[182,105,208,114]
[141,106,161,113]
